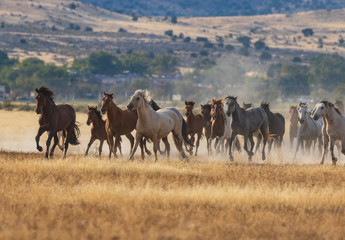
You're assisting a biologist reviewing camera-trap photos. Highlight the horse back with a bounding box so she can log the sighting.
[55,104,76,131]
[243,107,268,133]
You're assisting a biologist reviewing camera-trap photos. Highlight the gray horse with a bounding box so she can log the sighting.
[225,96,269,162]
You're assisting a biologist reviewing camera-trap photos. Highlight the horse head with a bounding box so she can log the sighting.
[101,92,114,114]
[312,100,340,120]
[35,86,54,115]
[211,98,223,120]
[87,106,101,126]
[185,100,195,117]
[128,89,151,111]
[297,102,308,124]
[201,104,212,121]
[225,96,237,117]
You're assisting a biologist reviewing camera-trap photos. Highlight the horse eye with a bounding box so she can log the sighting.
[136,97,139,100]
[321,106,324,109]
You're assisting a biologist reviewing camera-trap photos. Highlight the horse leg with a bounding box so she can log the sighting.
[126,134,135,153]
[294,136,300,159]
[243,132,253,161]
[248,134,255,161]
[255,133,262,153]
[172,131,188,161]
[35,127,46,152]
[99,140,104,157]
[45,131,54,159]
[152,138,159,161]
[320,134,329,165]
[63,126,74,159]
[330,138,337,165]
[260,126,268,161]
[49,133,59,158]
[208,138,213,155]
[85,136,96,156]
[128,133,142,160]
[194,132,201,156]
[162,137,170,158]
[107,133,114,159]
[139,137,145,160]
[228,132,237,162]
[144,138,152,156]
[189,134,195,155]
[158,139,166,156]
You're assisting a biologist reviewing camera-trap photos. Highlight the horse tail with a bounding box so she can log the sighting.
[69,124,80,145]
[182,118,194,147]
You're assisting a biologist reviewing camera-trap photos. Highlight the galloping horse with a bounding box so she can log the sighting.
[101,92,139,158]
[185,100,204,156]
[312,100,345,165]
[127,89,192,161]
[201,103,212,152]
[260,102,285,151]
[294,102,323,158]
[225,96,269,161]
[85,106,109,156]
[35,86,80,159]
[289,105,299,147]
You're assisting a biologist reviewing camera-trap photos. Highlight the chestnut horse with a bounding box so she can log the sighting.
[35,86,80,159]
[85,106,110,156]
[101,92,142,158]
[185,100,204,156]
[289,105,298,147]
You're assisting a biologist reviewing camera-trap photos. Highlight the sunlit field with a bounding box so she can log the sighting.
[1,110,345,239]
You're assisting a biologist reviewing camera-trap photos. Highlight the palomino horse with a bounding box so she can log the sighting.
[201,103,212,152]
[85,106,109,156]
[312,100,345,165]
[185,100,204,156]
[225,96,269,161]
[101,92,144,158]
[35,86,80,159]
[294,102,323,158]
[289,105,298,147]
[260,102,285,151]
[127,89,192,161]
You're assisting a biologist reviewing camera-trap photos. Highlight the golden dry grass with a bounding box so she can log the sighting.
[1,151,345,239]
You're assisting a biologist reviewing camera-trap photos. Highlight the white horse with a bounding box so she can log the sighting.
[312,100,345,165]
[294,103,323,158]
[127,89,192,161]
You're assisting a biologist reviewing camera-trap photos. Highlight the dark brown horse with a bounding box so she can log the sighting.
[185,100,204,156]
[289,105,298,147]
[85,106,110,156]
[35,86,80,159]
[201,103,212,152]
[101,92,138,158]
[260,102,285,151]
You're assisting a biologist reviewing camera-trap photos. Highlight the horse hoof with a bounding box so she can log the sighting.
[229,156,234,162]
[37,146,43,152]
[249,152,254,157]
[262,155,266,161]
[146,151,152,156]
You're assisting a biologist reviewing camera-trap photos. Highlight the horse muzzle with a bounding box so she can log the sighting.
[35,108,41,114]
[127,103,133,111]
[101,108,106,114]
[299,119,304,124]
[313,115,319,121]
[86,120,91,126]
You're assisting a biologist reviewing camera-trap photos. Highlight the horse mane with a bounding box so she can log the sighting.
[185,100,195,107]
[201,103,211,111]
[320,100,342,116]
[134,89,151,104]
[260,102,270,109]
[299,102,308,107]
[148,99,161,111]
[37,86,54,101]
[89,106,103,120]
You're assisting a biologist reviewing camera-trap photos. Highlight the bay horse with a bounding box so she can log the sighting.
[289,105,298,147]
[225,96,269,162]
[127,89,192,161]
[294,102,323,158]
[185,100,204,156]
[201,103,212,152]
[85,106,110,156]
[312,100,345,165]
[35,86,80,159]
[260,102,285,151]
[101,92,150,158]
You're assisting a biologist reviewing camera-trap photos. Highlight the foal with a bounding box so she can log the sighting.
[85,106,109,156]
[185,100,204,156]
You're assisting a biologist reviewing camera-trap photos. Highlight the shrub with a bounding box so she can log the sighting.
[260,51,272,61]
[225,44,234,51]
[254,40,266,50]
[203,42,214,48]
[183,36,191,43]
[292,57,302,63]
[69,3,77,10]
[178,33,184,39]
[118,28,127,33]
[20,39,27,44]
[190,53,197,58]
[237,36,251,48]
[171,16,177,24]
[164,30,173,37]
[301,28,313,37]
[18,104,33,111]
[1,22,5,28]
[200,50,209,56]
[132,15,138,21]
[3,99,13,111]
[84,26,93,32]
[238,47,249,56]
[196,37,208,42]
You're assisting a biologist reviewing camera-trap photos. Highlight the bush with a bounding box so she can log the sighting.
[196,37,208,42]
[183,36,191,43]
[200,50,209,56]
[118,28,127,33]
[20,39,27,44]
[1,22,5,28]
[18,104,33,111]
[254,40,266,50]
[69,3,77,10]
[190,53,197,58]
[238,47,249,56]
[301,28,313,37]
[225,44,234,51]
[178,33,184,39]
[3,99,13,111]
[237,36,251,48]
[84,26,93,32]
[171,16,177,24]
[203,42,214,48]
[132,15,138,21]
[164,30,173,37]
[260,51,272,61]
[292,57,302,63]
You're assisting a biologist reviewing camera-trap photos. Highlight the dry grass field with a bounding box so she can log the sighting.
[1,110,345,239]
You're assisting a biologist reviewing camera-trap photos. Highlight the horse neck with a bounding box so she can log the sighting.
[231,103,243,123]
[137,102,156,126]
[92,116,104,128]
[106,101,121,121]
[325,108,342,126]
[42,99,57,117]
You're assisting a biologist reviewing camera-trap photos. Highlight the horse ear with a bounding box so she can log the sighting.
[88,105,90,110]
[35,88,39,93]
[191,101,195,106]
[111,92,114,98]
[95,106,98,110]
[200,104,203,108]
[235,96,237,101]
[185,100,188,105]
[103,92,106,96]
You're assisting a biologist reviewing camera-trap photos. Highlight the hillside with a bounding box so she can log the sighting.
[1,0,345,67]
[78,0,345,17]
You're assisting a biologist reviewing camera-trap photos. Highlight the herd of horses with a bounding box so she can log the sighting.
[34,86,345,165]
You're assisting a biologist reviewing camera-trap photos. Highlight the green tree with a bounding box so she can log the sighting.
[151,54,178,75]
[88,52,123,75]
[121,52,151,75]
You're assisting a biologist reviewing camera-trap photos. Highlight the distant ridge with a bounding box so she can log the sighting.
[77,0,345,17]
